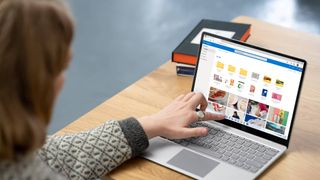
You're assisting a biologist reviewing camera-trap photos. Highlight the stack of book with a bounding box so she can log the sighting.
[172,19,251,76]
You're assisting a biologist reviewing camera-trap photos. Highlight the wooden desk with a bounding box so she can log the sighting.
[57,16,320,179]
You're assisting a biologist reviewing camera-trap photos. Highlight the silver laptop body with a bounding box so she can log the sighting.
[143,32,306,180]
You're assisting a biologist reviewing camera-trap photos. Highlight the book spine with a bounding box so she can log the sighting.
[176,65,195,76]
[172,53,197,65]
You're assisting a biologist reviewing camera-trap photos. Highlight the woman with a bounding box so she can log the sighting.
[0,0,223,179]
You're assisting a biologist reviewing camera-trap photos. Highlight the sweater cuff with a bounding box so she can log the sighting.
[118,117,149,157]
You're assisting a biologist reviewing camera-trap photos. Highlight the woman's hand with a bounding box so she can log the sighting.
[137,92,225,139]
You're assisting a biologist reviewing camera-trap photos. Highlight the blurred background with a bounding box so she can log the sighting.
[49,0,320,133]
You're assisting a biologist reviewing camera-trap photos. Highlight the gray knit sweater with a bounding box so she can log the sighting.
[0,117,149,179]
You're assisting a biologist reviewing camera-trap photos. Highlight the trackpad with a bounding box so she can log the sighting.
[167,149,219,177]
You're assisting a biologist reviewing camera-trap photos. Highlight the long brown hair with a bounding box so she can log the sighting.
[0,0,74,160]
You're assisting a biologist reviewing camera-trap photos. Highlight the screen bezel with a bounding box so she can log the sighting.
[192,32,307,147]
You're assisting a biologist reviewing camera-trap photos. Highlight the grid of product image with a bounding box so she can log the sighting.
[207,60,289,137]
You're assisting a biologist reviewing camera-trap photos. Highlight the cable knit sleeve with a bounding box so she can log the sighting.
[38,117,149,180]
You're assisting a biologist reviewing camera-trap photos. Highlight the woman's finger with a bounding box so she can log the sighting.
[175,94,185,101]
[188,92,208,110]
[190,111,224,123]
[203,112,225,121]
[182,92,195,102]
[176,127,208,138]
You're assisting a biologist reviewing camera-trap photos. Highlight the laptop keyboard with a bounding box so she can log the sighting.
[169,122,279,173]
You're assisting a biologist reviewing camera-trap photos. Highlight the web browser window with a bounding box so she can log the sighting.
[194,34,304,140]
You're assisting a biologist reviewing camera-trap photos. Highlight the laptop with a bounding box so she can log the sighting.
[143,32,306,179]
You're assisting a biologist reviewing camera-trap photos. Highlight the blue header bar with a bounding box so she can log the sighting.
[203,40,303,72]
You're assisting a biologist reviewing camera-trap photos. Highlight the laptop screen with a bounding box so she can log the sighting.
[193,33,305,143]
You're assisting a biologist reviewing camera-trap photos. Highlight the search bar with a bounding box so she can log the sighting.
[234,50,267,61]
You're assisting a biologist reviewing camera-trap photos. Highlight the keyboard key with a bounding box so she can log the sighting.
[218,143,227,149]
[230,137,238,142]
[179,141,189,146]
[195,140,205,146]
[238,157,247,162]
[236,139,245,144]
[198,122,210,128]
[243,142,252,147]
[187,137,197,143]
[226,146,233,152]
[217,132,225,137]
[228,158,236,164]
[209,129,218,135]
[210,141,219,146]
[203,138,213,144]
[231,134,238,138]
[234,144,242,149]
[245,160,263,168]
[172,139,189,146]
[248,149,256,154]
[210,146,219,152]
[221,156,229,161]
[220,139,229,144]
[249,166,259,173]
[256,151,263,157]
[232,148,240,154]
[254,157,268,164]
[239,151,247,157]
[227,142,235,147]
[171,139,182,143]
[231,154,240,160]
[218,149,225,154]
[263,154,273,160]
[241,146,249,152]
[247,154,255,159]
[224,152,232,157]
[250,144,259,150]
[203,143,212,149]
[266,148,278,156]
[213,137,222,142]
[242,164,250,170]
[258,146,266,152]
[235,161,244,167]
[223,134,231,139]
